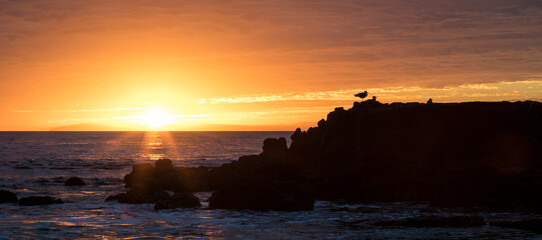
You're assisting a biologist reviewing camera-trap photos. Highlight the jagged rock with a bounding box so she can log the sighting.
[124,160,210,193]
[374,215,485,228]
[261,137,288,159]
[64,177,86,186]
[116,185,169,204]
[0,190,18,203]
[18,196,63,206]
[124,163,154,188]
[205,101,542,211]
[155,159,173,169]
[154,192,201,210]
[209,181,314,211]
[105,193,127,201]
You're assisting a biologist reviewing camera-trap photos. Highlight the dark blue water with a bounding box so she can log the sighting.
[0,132,539,239]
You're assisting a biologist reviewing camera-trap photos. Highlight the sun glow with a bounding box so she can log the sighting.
[141,108,171,129]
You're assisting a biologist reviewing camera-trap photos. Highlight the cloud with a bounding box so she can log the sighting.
[199,80,542,104]
[1,0,541,89]
[12,107,141,113]
[47,118,108,123]
[51,107,141,113]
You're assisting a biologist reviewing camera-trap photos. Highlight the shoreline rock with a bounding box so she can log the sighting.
[154,192,201,210]
[0,190,18,203]
[64,177,86,186]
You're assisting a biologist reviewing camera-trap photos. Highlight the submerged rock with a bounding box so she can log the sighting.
[0,190,18,203]
[64,177,86,186]
[18,196,63,206]
[374,215,485,228]
[154,192,201,210]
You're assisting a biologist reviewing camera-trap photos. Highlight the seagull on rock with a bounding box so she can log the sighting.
[355,91,368,101]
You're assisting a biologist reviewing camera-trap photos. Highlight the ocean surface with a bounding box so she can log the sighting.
[0,131,540,239]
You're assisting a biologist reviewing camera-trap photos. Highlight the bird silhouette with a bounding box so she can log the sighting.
[355,91,368,101]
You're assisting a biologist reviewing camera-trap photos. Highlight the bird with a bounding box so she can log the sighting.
[355,91,368,101]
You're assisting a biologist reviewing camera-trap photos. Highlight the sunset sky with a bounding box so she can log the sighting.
[1,0,541,131]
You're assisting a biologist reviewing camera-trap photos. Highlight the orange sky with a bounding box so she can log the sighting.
[1,0,542,131]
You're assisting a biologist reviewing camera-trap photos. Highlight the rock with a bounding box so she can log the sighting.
[154,192,201,210]
[124,163,154,188]
[374,215,485,228]
[209,181,314,211]
[261,137,288,159]
[64,177,86,186]
[18,196,63,206]
[116,185,170,204]
[207,101,542,211]
[492,219,542,234]
[155,158,173,169]
[124,160,211,192]
[105,193,127,201]
[0,190,18,203]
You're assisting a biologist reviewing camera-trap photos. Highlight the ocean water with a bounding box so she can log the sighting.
[0,131,540,239]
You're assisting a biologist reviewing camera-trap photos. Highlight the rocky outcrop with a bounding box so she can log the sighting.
[18,196,63,206]
[154,192,201,210]
[124,159,211,192]
[206,101,542,211]
[108,159,206,206]
[64,177,86,186]
[0,190,18,203]
[108,185,170,204]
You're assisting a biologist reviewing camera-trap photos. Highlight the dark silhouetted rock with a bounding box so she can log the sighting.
[209,181,314,211]
[154,192,201,210]
[124,160,211,193]
[492,219,542,234]
[105,193,127,201]
[261,137,288,159]
[124,163,154,188]
[64,177,86,186]
[18,196,63,206]
[374,215,485,228]
[116,185,170,204]
[155,158,173,169]
[0,190,18,203]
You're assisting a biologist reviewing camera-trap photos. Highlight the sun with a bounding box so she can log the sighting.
[141,108,171,129]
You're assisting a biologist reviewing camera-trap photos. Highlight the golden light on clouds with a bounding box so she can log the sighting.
[1,0,541,130]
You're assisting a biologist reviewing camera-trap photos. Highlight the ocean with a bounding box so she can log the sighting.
[0,132,539,239]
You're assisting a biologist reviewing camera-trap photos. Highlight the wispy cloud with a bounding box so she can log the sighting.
[47,118,108,123]
[199,81,542,104]
[13,107,141,113]
[51,107,141,113]
[113,114,212,120]
[12,110,40,113]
